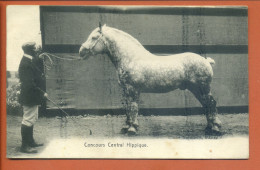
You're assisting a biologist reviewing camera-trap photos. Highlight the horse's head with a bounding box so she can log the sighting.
[79,24,107,60]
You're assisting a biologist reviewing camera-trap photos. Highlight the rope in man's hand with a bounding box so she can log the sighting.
[37,87,92,135]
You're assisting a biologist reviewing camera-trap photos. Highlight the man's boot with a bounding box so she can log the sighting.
[20,124,37,153]
[29,126,44,147]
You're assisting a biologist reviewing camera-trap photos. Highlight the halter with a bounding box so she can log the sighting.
[81,33,106,56]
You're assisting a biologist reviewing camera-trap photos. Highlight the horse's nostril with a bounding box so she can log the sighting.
[79,48,86,58]
[79,52,83,58]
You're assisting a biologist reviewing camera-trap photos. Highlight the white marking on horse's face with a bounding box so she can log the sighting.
[79,28,106,60]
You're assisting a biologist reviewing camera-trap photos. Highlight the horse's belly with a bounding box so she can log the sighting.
[132,68,185,93]
[140,85,180,93]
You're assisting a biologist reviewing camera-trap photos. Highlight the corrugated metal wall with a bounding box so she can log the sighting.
[40,6,248,111]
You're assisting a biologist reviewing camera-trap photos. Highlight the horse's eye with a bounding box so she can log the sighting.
[92,36,98,40]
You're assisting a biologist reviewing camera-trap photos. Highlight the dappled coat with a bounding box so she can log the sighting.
[18,56,45,106]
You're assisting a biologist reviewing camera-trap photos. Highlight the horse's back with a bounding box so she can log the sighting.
[152,52,214,84]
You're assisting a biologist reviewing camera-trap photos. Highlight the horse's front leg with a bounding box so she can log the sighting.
[121,84,140,135]
[121,101,139,134]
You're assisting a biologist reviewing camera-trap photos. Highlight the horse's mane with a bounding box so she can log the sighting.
[110,28,144,48]
[103,26,148,52]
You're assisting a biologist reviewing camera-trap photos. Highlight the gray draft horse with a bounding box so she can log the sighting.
[79,24,222,136]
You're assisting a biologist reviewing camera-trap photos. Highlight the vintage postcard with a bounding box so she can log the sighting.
[6,5,248,159]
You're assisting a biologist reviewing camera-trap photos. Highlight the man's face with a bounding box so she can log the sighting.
[28,45,38,57]
[23,43,42,57]
[35,45,42,56]
[24,45,36,57]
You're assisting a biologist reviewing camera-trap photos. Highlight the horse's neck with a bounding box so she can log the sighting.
[103,29,151,68]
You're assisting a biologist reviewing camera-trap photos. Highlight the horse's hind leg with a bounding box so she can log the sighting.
[187,83,222,135]
[203,94,222,135]
[127,101,139,135]
[121,102,131,134]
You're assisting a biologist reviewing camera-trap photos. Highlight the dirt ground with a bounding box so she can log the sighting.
[6,113,248,158]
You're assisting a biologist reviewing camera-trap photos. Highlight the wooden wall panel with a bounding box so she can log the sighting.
[45,53,248,109]
[41,6,248,110]
[42,11,247,46]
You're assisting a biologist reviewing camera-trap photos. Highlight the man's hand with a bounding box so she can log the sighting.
[39,53,44,59]
[44,93,48,98]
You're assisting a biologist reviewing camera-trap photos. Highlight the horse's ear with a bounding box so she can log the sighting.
[99,22,102,33]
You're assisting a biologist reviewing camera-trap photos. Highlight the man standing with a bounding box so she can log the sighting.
[18,42,47,153]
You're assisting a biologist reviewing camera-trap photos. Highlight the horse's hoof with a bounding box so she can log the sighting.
[205,126,222,136]
[127,126,137,136]
[121,128,128,134]
[214,117,222,128]
[121,125,130,134]
[133,123,139,130]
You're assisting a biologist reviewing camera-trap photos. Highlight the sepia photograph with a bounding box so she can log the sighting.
[6,5,248,159]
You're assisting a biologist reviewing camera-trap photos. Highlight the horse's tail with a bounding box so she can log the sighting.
[206,57,215,66]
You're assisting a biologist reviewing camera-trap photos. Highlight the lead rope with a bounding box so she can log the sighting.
[39,52,81,72]
[39,52,92,136]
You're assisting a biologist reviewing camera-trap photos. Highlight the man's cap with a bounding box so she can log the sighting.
[22,42,36,51]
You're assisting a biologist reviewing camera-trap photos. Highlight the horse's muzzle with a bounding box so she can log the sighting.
[79,46,89,60]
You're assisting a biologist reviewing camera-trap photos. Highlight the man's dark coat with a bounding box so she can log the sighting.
[18,56,45,106]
